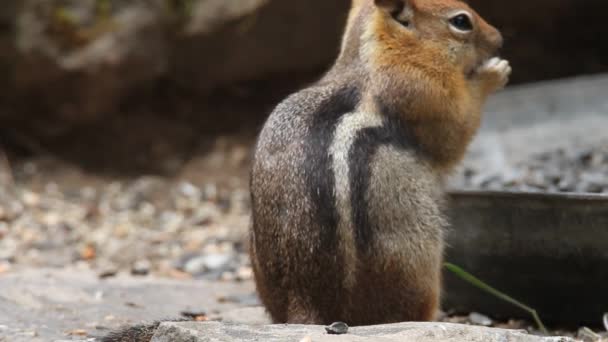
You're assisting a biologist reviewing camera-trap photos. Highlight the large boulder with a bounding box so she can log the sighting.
[0,0,19,118]
[14,0,168,124]
[7,0,350,127]
[169,0,349,92]
[3,0,608,136]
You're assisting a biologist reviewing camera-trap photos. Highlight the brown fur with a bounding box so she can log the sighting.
[363,0,504,170]
[250,0,508,326]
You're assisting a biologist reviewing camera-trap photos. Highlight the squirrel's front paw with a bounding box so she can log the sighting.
[475,57,511,92]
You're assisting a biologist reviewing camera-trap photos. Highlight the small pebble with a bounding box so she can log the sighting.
[21,191,40,207]
[204,183,218,201]
[181,310,208,320]
[325,322,349,335]
[202,253,233,271]
[19,331,38,337]
[80,245,97,261]
[94,291,104,301]
[469,312,493,326]
[178,182,201,199]
[0,261,11,274]
[131,259,151,276]
[235,266,253,281]
[220,271,237,282]
[0,222,8,237]
[183,256,207,275]
[66,329,88,336]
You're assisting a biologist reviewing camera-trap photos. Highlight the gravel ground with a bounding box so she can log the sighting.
[0,154,252,282]
[0,268,257,342]
[2,134,608,340]
[451,140,608,194]
[3,141,608,281]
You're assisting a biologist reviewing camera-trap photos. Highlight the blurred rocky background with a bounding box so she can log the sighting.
[1,0,607,174]
[1,0,351,173]
[1,1,608,341]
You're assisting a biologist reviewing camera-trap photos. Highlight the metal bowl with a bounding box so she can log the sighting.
[444,190,608,326]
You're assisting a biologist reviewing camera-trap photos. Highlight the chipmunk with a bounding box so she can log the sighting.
[102,0,509,340]
[250,0,510,326]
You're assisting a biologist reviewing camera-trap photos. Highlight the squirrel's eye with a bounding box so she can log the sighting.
[449,14,473,32]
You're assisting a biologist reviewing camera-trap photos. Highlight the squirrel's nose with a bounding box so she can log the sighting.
[490,29,503,50]
[481,28,503,56]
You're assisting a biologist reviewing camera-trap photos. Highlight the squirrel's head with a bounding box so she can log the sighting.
[346,0,503,78]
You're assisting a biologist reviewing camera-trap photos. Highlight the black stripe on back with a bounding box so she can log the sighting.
[348,99,420,253]
[305,86,361,251]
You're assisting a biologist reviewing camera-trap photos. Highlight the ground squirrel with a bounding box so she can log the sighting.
[102,0,509,340]
[250,0,510,325]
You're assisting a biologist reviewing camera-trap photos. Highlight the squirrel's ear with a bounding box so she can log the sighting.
[375,0,412,26]
[374,0,408,13]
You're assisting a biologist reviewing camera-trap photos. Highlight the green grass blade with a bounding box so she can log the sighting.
[444,262,549,335]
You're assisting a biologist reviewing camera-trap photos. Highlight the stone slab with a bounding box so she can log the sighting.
[151,321,575,342]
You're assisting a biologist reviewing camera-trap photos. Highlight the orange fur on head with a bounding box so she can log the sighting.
[345,0,505,171]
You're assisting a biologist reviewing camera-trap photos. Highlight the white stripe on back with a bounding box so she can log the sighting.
[329,110,383,289]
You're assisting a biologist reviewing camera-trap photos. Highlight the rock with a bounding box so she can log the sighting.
[183,253,233,277]
[21,190,41,207]
[0,261,11,274]
[235,266,253,281]
[5,0,350,128]
[98,267,118,279]
[180,0,271,35]
[183,256,207,275]
[203,183,219,202]
[169,0,349,92]
[188,204,220,226]
[150,321,575,342]
[201,253,233,271]
[468,312,493,327]
[0,237,17,261]
[2,0,608,137]
[15,0,168,124]
[580,172,608,193]
[0,267,255,341]
[0,0,18,113]
[325,322,349,335]
[177,182,201,199]
[131,259,152,276]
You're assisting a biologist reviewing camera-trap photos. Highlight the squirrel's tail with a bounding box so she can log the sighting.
[100,319,189,342]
